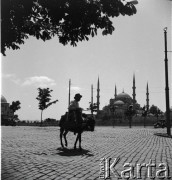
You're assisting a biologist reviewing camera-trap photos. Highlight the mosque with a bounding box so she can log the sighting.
[1,95,14,123]
[95,74,150,118]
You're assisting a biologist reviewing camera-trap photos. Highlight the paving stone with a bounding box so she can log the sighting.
[1,126,172,180]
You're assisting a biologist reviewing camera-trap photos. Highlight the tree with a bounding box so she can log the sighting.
[10,100,21,113]
[149,105,163,119]
[1,0,137,56]
[142,106,148,127]
[125,105,135,128]
[36,88,58,126]
[9,101,21,125]
[88,102,98,115]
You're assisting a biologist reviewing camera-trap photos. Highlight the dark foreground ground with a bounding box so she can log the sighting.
[1,126,172,180]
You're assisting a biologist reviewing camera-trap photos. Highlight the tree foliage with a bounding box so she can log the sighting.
[36,87,58,110]
[1,0,137,55]
[8,101,21,125]
[36,88,58,124]
[149,105,162,116]
[10,101,21,113]
[89,102,98,113]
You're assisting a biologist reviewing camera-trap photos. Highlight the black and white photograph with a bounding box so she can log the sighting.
[1,0,172,179]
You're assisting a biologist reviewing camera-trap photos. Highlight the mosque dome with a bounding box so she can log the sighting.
[1,95,7,103]
[115,92,133,104]
[114,100,125,105]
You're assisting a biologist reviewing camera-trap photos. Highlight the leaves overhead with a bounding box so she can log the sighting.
[1,0,137,55]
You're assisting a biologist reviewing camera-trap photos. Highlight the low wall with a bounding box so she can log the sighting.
[95,116,159,126]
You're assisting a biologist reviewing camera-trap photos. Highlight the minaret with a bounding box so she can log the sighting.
[97,77,100,112]
[114,84,117,99]
[132,74,136,103]
[146,82,149,111]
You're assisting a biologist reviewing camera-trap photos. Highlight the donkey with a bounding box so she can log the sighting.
[59,113,95,150]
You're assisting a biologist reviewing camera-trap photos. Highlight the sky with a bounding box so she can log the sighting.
[1,0,172,121]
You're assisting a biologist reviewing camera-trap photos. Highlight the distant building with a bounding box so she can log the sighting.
[97,74,143,120]
[111,92,134,107]
[102,91,141,117]
[1,95,13,122]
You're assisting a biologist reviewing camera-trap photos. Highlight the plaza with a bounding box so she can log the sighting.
[1,126,172,180]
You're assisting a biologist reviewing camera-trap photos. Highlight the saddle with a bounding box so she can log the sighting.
[59,111,77,130]
[59,111,86,132]
[67,111,77,122]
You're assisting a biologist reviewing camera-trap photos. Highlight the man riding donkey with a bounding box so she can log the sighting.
[59,94,95,150]
[68,93,83,131]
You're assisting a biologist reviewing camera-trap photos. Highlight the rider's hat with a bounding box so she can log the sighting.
[74,93,82,99]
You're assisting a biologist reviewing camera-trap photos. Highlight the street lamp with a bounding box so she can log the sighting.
[163,27,171,136]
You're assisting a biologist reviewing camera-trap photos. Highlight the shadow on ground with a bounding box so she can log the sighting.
[56,147,94,157]
[154,133,172,138]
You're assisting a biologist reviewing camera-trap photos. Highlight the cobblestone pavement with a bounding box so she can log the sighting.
[1,126,172,180]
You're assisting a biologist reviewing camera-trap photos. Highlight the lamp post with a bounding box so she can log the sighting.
[68,79,71,107]
[91,84,93,116]
[163,27,171,136]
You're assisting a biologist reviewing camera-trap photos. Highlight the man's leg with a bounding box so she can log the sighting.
[76,110,83,129]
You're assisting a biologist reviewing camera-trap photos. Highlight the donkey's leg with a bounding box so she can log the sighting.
[63,130,68,147]
[60,128,64,148]
[74,133,79,150]
[78,133,82,151]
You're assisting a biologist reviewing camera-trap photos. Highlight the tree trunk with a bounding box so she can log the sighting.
[41,110,43,126]
[129,117,132,128]
[144,117,146,128]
